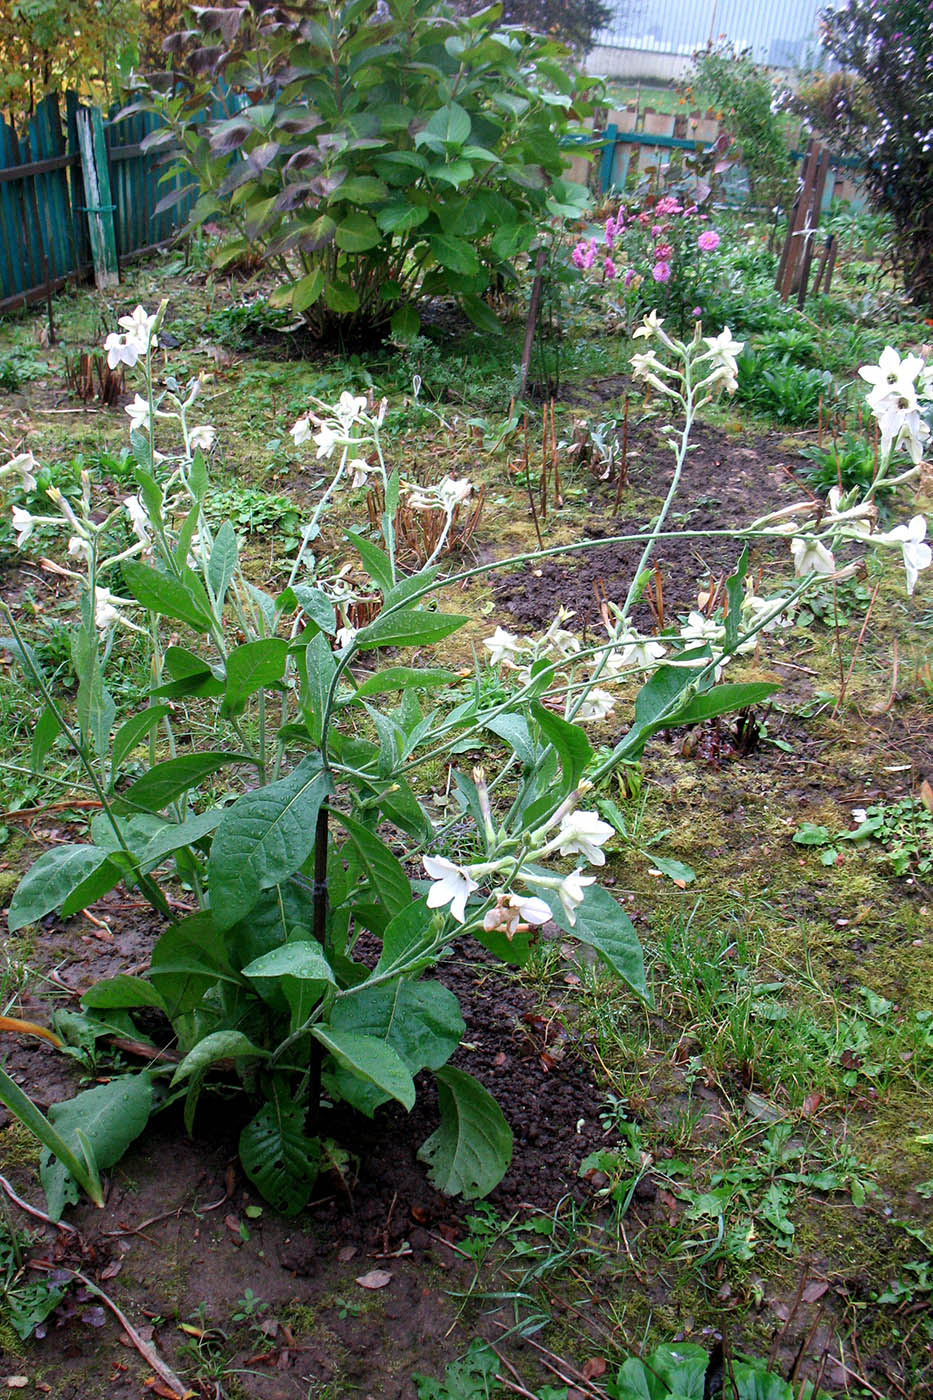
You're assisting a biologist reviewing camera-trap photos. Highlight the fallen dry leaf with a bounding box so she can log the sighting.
[582,1356,607,1379]
[355,1269,393,1290]
[337,1244,357,1263]
[802,1280,829,1303]
[5,1381,29,1391]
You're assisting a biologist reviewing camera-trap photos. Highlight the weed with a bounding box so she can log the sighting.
[794,796,933,876]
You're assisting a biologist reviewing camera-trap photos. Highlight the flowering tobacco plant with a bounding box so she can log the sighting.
[571,194,725,334]
[1,313,928,1222]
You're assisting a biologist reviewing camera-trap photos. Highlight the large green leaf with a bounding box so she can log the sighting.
[345,530,394,591]
[418,1067,512,1200]
[532,701,592,791]
[355,607,467,650]
[81,975,167,1012]
[667,681,780,726]
[331,977,463,1072]
[373,899,439,978]
[208,757,333,930]
[111,705,171,776]
[239,1096,320,1216]
[207,520,238,605]
[222,638,290,717]
[0,1066,104,1214]
[171,1030,268,1086]
[149,912,238,1018]
[241,941,336,984]
[41,1075,153,1220]
[430,233,479,276]
[537,881,648,1003]
[120,751,246,813]
[333,810,411,920]
[416,101,471,149]
[7,846,110,932]
[122,560,213,632]
[335,212,382,251]
[312,1026,415,1110]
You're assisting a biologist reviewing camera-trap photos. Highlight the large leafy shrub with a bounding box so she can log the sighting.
[135,0,593,340]
[688,44,796,210]
[805,1,933,313]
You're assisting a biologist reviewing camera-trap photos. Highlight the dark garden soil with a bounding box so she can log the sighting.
[1,396,930,1399]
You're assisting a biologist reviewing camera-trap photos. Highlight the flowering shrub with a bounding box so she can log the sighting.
[1,312,928,1222]
[571,195,725,334]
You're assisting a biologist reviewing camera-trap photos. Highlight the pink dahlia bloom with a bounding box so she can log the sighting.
[652,261,672,284]
[697,230,721,252]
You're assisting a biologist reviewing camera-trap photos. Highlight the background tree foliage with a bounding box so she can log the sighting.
[457,0,613,53]
[802,0,933,312]
[0,0,140,113]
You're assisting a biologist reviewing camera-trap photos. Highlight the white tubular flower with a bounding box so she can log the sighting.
[632,309,665,340]
[124,495,151,542]
[104,332,141,370]
[67,535,91,560]
[483,892,552,938]
[700,327,744,387]
[554,810,615,866]
[335,625,358,649]
[291,415,313,447]
[790,536,836,577]
[483,626,523,666]
[679,611,725,648]
[348,458,370,488]
[1,451,38,494]
[616,631,667,670]
[93,586,137,632]
[11,505,35,548]
[877,515,932,596]
[557,870,596,926]
[631,350,664,379]
[335,391,368,427]
[125,393,152,434]
[423,855,479,924]
[313,423,340,459]
[873,396,930,463]
[189,425,216,453]
[437,476,473,510]
[117,305,158,351]
[576,688,616,723]
[859,346,924,404]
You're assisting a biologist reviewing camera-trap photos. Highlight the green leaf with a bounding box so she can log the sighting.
[149,912,237,1018]
[81,975,167,1012]
[373,899,438,978]
[111,705,171,776]
[348,666,458,701]
[532,701,591,792]
[724,546,749,651]
[171,1030,267,1086]
[30,705,61,774]
[312,1026,415,1110]
[332,175,388,204]
[323,280,360,313]
[418,1066,512,1199]
[0,1066,104,1214]
[484,713,536,766]
[239,1097,319,1216]
[242,940,336,985]
[150,646,225,700]
[390,304,420,341]
[208,757,333,930]
[418,102,471,149]
[59,855,130,918]
[300,632,336,745]
[122,560,213,632]
[537,881,648,1003]
[355,607,467,651]
[278,583,336,635]
[207,521,238,605]
[460,293,503,335]
[647,856,696,886]
[8,846,109,932]
[331,977,463,1074]
[222,638,290,717]
[377,202,429,234]
[346,529,394,591]
[430,233,479,276]
[333,810,411,919]
[41,1075,152,1220]
[121,751,244,813]
[291,267,325,312]
[669,682,779,726]
[335,212,382,252]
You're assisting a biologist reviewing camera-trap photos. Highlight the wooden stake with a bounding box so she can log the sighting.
[523,414,544,550]
[612,394,630,515]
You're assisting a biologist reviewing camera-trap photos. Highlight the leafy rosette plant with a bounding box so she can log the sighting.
[131,0,594,340]
[2,312,927,1222]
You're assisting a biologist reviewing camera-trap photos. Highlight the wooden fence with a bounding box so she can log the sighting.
[0,93,865,319]
[564,107,864,210]
[0,92,196,314]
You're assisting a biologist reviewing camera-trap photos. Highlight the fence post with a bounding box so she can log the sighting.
[75,105,118,289]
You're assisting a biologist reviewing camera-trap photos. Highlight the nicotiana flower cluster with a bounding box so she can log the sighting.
[423,770,610,930]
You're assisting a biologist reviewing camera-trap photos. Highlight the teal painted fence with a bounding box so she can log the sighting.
[0,92,197,313]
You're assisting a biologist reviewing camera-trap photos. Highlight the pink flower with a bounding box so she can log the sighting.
[655,195,683,216]
[652,261,671,284]
[692,306,702,318]
[604,257,617,279]
[697,230,721,252]
[654,243,673,260]
[684,204,698,216]
[624,268,636,288]
[571,243,587,270]
[651,224,662,237]
[605,218,616,246]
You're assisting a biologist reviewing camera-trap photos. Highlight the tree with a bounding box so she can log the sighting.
[0,0,140,113]
[815,0,933,311]
[458,0,613,54]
